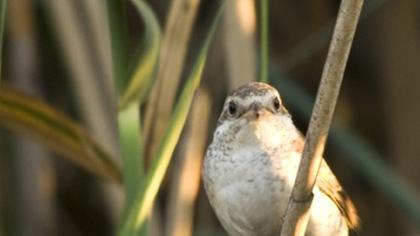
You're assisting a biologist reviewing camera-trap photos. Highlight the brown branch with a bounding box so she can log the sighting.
[279,0,364,235]
[143,0,200,162]
[224,0,257,88]
[165,88,212,236]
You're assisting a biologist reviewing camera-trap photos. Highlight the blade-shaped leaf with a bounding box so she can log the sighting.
[118,103,143,208]
[119,0,161,109]
[106,0,129,93]
[115,0,161,213]
[143,0,200,161]
[0,86,121,182]
[117,1,227,235]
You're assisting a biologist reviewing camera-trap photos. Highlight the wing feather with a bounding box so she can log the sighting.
[294,136,360,230]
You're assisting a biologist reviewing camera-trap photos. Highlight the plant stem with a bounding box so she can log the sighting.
[279,0,364,235]
[0,0,7,82]
[106,0,128,94]
[259,0,268,83]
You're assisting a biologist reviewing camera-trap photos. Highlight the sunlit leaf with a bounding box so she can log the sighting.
[0,85,121,182]
[117,1,227,235]
[114,0,161,216]
[142,0,200,158]
[119,0,161,109]
[118,103,143,209]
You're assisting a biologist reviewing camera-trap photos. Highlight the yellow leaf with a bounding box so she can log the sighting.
[0,85,121,183]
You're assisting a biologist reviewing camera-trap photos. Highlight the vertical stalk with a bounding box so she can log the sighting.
[106,0,129,94]
[259,0,268,83]
[280,0,364,235]
[165,89,212,236]
[0,0,7,81]
[143,0,201,162]
[224,0,256,89]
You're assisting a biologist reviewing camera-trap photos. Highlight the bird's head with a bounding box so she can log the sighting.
[218,82,289,123]
[215,82,296,147]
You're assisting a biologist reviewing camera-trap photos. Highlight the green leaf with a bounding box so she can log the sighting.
[117,1,227,235]
[0,85,121,182]
[259,0,269,83]
[114,0,161,217]
[118,103,143,210]
[106,0,129,94]
[119,0,161,109]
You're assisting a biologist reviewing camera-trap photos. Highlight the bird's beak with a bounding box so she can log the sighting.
[242,103,267,121]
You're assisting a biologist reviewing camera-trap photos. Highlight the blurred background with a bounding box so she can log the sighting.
[1,0,420,235]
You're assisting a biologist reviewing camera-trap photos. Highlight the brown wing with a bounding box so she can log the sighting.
[294,136,360,230]
[318,161,360,229]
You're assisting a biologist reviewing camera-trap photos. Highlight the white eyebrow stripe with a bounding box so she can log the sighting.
[227,92,281,109]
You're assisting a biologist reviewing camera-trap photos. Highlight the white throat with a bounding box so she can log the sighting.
[216,114,298,152]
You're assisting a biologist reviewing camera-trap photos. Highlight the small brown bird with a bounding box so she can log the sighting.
[202,82,359,236]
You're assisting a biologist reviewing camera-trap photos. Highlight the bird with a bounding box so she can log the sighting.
[202,82,359,236]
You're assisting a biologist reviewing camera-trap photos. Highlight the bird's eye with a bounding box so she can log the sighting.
[227,101,237,117]
[273,97,281,111]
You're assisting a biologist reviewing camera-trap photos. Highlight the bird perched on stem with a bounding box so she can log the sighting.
[202,82,359,236]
